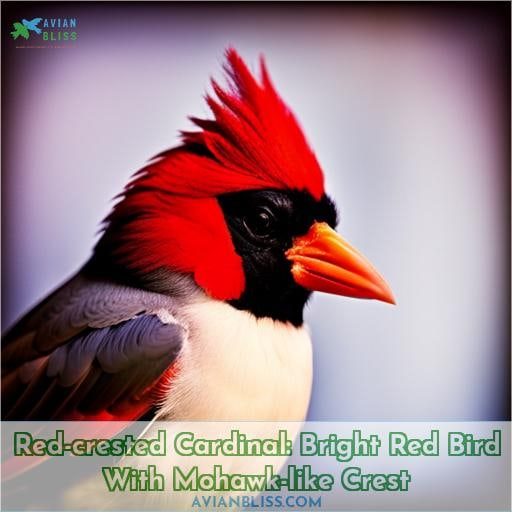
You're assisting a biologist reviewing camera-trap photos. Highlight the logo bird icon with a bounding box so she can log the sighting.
[22,18,43,34]
[10,18,42,39]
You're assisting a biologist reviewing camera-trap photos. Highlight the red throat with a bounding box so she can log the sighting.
[99,48,325,300]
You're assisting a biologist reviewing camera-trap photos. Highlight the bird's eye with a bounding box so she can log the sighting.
[243,207,276,239]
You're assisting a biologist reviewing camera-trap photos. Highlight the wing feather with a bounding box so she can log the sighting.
[2,273,186,420]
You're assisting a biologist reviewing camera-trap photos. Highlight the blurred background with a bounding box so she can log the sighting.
[2,3,510,420]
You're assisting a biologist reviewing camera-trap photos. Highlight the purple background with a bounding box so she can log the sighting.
[2,3,510,420]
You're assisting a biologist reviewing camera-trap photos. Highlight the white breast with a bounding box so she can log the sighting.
[157,300,313,421]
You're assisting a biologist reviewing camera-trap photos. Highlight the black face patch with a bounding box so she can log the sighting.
[218,189,338,326]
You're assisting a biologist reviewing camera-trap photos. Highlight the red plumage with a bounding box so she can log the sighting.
[101,48,325,300]
[181,48,325,199]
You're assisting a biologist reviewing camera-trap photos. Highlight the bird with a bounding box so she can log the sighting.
[10,22,30,40]
[1,48,394,426]
[22,18,43,34]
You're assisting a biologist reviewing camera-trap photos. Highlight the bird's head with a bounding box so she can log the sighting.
[94,49,394,326]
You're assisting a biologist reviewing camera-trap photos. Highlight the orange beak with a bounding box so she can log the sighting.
[286,222,395,304]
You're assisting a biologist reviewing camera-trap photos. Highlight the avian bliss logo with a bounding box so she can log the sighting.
[10,17,78,42]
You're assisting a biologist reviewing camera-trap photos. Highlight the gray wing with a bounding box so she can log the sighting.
[2,273,186,420]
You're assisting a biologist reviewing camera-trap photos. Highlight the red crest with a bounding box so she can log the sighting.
[101,49,325,300]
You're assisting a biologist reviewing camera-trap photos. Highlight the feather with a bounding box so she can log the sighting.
[2,274,186,421]
[96,49,324,300]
